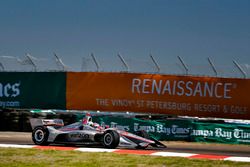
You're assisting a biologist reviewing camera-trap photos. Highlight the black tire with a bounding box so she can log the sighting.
[102,130,120,149]
[32,126,49,145]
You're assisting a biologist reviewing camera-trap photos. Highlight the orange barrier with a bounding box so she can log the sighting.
[66,72,250,119]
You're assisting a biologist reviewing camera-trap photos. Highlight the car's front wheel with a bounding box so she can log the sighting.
[32,126,49,145]
[102,130,120,149]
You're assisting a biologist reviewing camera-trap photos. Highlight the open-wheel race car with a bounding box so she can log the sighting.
[30,114,166,149]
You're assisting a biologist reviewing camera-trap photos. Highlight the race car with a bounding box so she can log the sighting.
[30,114,166,149]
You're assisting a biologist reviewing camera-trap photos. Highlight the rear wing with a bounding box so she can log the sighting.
[30,118,64,130]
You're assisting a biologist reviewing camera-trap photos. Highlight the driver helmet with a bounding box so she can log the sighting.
[82,113,101,129]
[87,120,94,126]
[82,113,93,126]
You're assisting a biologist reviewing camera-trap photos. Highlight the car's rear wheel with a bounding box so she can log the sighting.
[32,126,49,145]
[102,130,120,149]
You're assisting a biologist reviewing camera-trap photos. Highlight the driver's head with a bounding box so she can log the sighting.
[88,116,92,122]
[82,113,92,125]
[87,121,93,126]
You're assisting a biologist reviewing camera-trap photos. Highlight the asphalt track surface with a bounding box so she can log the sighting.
[0,132,249,157]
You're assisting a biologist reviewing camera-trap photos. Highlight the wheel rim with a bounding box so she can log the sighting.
[34,129,44,142]
[104,133,113,145]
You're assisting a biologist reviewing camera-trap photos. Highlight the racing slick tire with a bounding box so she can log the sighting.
[32,126,49,146]
[102,130,120,149]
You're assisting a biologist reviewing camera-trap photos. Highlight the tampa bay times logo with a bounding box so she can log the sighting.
[0,82,21,98]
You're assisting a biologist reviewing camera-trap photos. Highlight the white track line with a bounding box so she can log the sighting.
[224,157,250,162]
[75,147,117,152]
[0,144,34,148]
[151,151,197,157]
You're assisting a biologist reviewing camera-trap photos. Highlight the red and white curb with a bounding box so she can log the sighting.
[0,144,249,163]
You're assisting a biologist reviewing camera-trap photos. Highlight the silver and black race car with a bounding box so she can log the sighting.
[30,115,166,149]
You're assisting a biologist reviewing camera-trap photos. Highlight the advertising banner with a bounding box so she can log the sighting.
[92,116,193,141]
[92,115,250,144]
[0,72,66,109]
[191,122,250,145]
[67,72,250,119]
